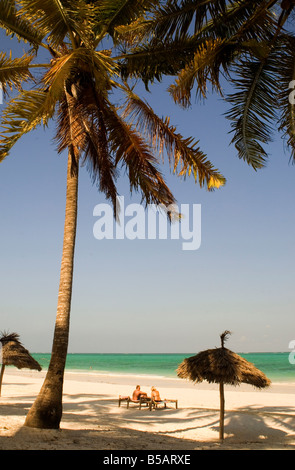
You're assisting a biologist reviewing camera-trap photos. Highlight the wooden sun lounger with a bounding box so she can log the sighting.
[118,395,152,409]
[151,399,178,409]
[118,395,178,410]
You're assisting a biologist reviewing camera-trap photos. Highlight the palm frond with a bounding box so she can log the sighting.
[141,0,277,97]
[42,51,80,107]
[0,52,33,95]
[99,98,176,209]
[169,36,273,109]
[132,0,275,45]
[199,0,277,43]
[122,85,226,190]
[0,90,53,162]
[120,35,197,87]
[114,17,153,48]
[148,0,199,40]
[276,34,295,164]
[169,37,227,107]
[119,0,276,89]
[139,0,227,42]
[17,0,95,48]
[0,0,45,47]
[94,0,158,40]
[166,0,277,107]
[41,47,116,120]
[225,52,280,169]
[56,87,119,215]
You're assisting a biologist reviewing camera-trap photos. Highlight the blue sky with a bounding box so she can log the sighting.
[0,33,294,354]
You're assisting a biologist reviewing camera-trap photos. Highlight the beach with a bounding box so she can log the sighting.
[1,368,295,450]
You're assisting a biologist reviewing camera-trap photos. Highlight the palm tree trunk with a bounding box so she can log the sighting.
[24,152,78,429]
[0,364,5,396]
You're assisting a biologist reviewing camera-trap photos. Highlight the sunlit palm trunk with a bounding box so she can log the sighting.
[25,152,78,429]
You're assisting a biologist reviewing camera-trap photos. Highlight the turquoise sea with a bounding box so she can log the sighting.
[31,352,295,383]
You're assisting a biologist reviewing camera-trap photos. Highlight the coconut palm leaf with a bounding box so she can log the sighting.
[120,35,197,87]
[168,38,249,108]
[98,99,176,208]
[163,0,295,172]
[42,49,89,106]
[165,0,277,107]
[200,0,276,42]
[94,0,158,40]
[17,0,95,48]
[169,37,228,106]
[0,90,53,162]
[55,88,119,215]
[114,13,161,49]
[139,0,228,42]
[225,50,280,169]
[277,35,295,164]
[0,0,45,47]
[77,84,119,211]
[0,52,34,95]
[120,0,276,89]
[122,85,225,189]
[132,0,276,50]
[42,47,116,121]
[81,115,119,215]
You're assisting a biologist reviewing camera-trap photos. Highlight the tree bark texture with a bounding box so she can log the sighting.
[0,364,5,397]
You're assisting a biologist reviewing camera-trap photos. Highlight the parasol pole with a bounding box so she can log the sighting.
[218,331,229,441]
[219,380,225,440]
[0,364,5,397]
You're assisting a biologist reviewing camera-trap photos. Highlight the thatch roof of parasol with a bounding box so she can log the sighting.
[177,330,270,388]
[0,332,41,371]
[177,331,271,440]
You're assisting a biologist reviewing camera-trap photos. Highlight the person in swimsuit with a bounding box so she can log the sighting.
[132,385,148,401]
[151,386,161,401]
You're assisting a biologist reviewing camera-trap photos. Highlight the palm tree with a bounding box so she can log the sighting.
[125,0,295,170]
[0,0,225,429]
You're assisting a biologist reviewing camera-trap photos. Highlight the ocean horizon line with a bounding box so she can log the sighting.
[31,351,291,355]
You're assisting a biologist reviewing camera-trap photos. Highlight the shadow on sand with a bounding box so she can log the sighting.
[1,392,295,450]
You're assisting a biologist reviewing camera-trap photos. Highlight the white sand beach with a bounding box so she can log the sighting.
[0,368,295,450]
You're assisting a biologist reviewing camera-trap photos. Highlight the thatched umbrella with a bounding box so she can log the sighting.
[177,331,271,440]
[0,332,42,395]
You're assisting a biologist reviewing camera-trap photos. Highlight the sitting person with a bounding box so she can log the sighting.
[151,386,161,402]
[132,385,148,401]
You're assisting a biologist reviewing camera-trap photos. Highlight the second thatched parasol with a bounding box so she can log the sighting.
[0,332,42,396]
[177,331,271,440]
